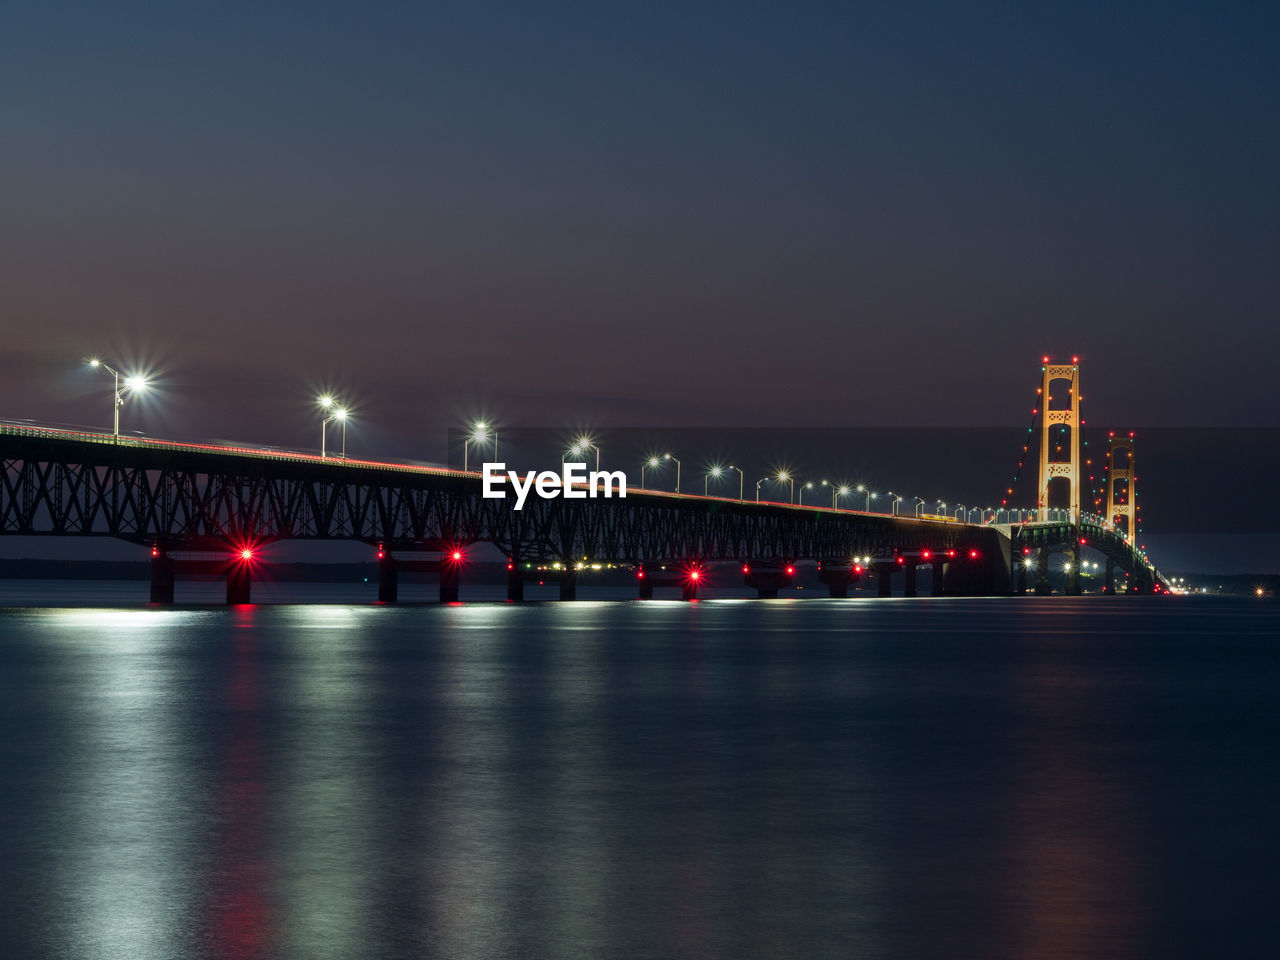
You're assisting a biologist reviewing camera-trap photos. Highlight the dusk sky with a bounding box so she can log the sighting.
[2,1,1277,449]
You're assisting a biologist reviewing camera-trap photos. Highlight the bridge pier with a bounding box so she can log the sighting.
[1064,541,1082,596]
[1035,550,1052,594]
[682,579,698,601]
[378,556,398,603]
[931,560,947,596]
[559,570,576,601]
[226,561,251,605]
[875,563,895,597]
[149,551,175,604]
[1104,558,1116,594]
[507,562,524,602]
[817,562,857,598]
[743,564,793,599]
[439,562,460,603]
[904,562,918,598]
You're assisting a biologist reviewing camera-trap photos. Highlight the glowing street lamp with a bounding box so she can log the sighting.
[726,464,744,501]
[665,453,682,494]
[569,436,600,472]
[463,421,492,472]
[705,465,724,497]
[776,470,794,504]
[88,359,148,439]
[799,481,815,506]
[954,504,966,521]
[641,456,662,490]
[889,492,903,516]
[855,484,876,512]
[914,496,926,517]
[318,397,349,459]
[756,476,771,502]
[836,484,852,509]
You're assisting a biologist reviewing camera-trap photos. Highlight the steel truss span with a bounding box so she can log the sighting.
[2,432,989,564]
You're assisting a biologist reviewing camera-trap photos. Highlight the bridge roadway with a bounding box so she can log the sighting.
[0,422,1165,601]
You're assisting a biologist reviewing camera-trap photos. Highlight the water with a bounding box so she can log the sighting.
[0,588,1275,959]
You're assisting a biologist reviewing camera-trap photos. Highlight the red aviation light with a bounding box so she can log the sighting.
[785,566,795,576]
[1072,355,1079,363]
[854,565,863,574]
[947,549,956,558]
[921,549,931,559]
[969,549,979,559]
[240,548,253,561]
[637,569,645,579]
[1080,537,1087,545]
[688,569,701,582]
[742,565,750,575]
[506,561,513,571]
[1042,355,1050,363]
[451,551,462,561]
[151,544,159,558]
[896,557,905,565]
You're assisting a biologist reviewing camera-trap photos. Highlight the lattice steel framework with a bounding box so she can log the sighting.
[1105,434,1136,541]
[2,433,996,565]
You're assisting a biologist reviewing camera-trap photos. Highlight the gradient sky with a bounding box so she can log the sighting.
[1,4,1277,452]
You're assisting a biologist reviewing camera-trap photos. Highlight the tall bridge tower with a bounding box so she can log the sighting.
[1106,432,1136,541]
[1037,357,1081,526]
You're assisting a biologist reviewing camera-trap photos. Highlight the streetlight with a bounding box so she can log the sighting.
[569,436,600,472]
[914,496,926,517]
[319,397,349,459]
[641,456,663,490]
[665,453,681,494]
[856,484,876,512]
[889,492,903,516]
[463,421,491,472]
[727,464,744,501]
[88,359,148,438]
[836,484,852,509]
[799,481,815,506]
[705,465,724,496]
[776,470,794,504]
[954,504,965,521]
[756,476,771,502]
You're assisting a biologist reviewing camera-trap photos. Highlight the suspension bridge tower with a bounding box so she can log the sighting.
[1037,356,1082,526]
[1106,432,1136,541]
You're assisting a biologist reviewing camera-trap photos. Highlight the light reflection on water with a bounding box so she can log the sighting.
[0,596,1276,959]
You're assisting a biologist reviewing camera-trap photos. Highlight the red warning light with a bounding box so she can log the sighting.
[1072,355,1079,363]
[689,570,701,581]
[151,545,159,558]
[1042,355,1050,363]
[897,557,905,565]
[506,562,513,571]
[854,565,863,573]
[240,548,253,561]
[1022,547,1030,555]
[947,549,956,558]
[786,566,795,576]
[377,550,385,559]
[1080,537,1087,545]
[969,549,978,559]
[451,551,462,561]
[637,569,645,579]
[742,565,750,574]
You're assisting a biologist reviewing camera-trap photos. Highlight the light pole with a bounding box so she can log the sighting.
[890,492,903,516]
[776,471,794,504]
[954,504,965,521]
[665,453,681,494]
[756,476,771,502]
[727,464,744,501]
[462,422,490,471]
[705,465,724,496]
[318,396,349,459]
[641,456,662,490]
[836,484,852,509]
[88,359,148,439]
[569,436,600,472]
[914,496,926,517]
[800,481,815,506]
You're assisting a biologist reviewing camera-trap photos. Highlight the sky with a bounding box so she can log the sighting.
[1,1,1278,569]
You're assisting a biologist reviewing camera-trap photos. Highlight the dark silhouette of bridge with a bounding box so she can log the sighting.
[0,359,1167,603]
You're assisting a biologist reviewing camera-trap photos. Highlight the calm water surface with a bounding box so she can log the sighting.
[0,587,1275,959]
